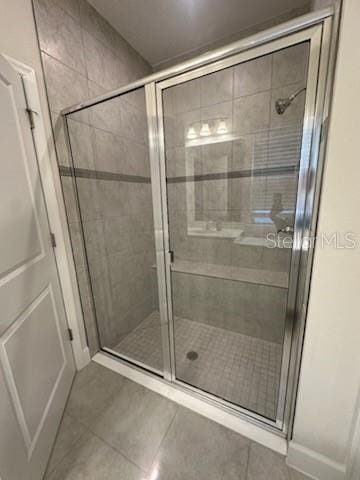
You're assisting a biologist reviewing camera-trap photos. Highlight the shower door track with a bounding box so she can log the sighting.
[61,4,340,439]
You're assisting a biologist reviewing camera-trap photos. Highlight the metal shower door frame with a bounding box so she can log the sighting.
[149,17,335,433]
[60,5,339,437]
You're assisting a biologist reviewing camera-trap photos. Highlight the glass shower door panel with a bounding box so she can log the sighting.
[162,42,310,419]
[66,87,163,374]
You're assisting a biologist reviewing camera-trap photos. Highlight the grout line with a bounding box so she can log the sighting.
[62,378,149,474]
[79,14,150,72]
[59,165,151,183]
[33,0,81,26]
[83,426,148,475]
[41,50,89,81]
[245,442,253,479]
[145,407,180,476]
[44,423,89,477]
[168,80,305,118]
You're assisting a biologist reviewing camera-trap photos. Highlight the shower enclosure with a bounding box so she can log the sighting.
[62,9,336,434]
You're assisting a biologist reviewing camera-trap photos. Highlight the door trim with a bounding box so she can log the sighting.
[3,55,90,370]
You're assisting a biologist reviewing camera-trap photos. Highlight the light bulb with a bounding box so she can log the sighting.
[199,122,211,136]
[216,120,228,135]
[186,126,197,139]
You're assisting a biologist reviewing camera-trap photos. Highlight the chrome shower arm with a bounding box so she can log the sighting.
[289,87,306,101]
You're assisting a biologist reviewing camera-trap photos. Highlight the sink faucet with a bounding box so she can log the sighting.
[277,226,294,235]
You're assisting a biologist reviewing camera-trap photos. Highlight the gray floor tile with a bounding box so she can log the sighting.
[247,442,311,480]
[48,366,309,480]
[46,414,87,475]
[150,407,250,480]
[65,362,126,426]
[89,379,178,470]
[45,430,144,480]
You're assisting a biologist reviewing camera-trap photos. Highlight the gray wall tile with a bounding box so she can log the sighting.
[233,91,271,134]
[49,0,80,21]
[34,0,86,75]
[82,29,129,90]
[78,0,119,53]
[68,118,95,169]
[272,42,309,88]
[172,272,286,343]
[34,0,153,358]
[234,55,272,97]
[42,52,89,113]
[201,67,234,107]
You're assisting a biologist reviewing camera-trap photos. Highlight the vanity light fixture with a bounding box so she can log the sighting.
[199,122,211,136]
[187,126,197,139]
[216,120,228,135]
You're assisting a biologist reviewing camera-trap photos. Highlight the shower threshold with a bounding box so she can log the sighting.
[112,312,282,420]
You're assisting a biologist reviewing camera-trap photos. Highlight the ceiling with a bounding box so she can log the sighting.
[88,0,309,68]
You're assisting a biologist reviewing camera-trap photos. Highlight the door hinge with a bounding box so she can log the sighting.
[169,250,174,263]
[67,328,74,341]
[50,232,57,248]
[25,107,38,130]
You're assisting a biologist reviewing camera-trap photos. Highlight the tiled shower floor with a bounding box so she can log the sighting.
[114,312,282,419]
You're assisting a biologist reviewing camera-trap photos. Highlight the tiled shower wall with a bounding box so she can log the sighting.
[65,90,157,350]
[33,0,152,355]
[163,43,309,272]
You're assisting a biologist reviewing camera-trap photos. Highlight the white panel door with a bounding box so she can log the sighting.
[0,56,75,480]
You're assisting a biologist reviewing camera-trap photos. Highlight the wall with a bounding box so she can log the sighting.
[163,42,308,344]
[288,0,360,478]
[32,0,152,355]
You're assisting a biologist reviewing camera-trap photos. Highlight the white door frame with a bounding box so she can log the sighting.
[347,388,360,479]
[3,54,90,370]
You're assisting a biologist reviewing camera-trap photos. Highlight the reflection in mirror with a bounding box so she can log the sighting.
[183,124,302,246]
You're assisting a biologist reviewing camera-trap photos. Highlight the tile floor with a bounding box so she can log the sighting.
[115,312,282,419]
[45,361,310,480]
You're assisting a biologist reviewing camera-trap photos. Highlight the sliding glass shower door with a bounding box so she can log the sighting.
[159,41,311,420]
[65,87,164,374]
[63,18,329,429]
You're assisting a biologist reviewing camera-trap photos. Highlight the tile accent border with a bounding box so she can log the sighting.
[59,163,297,185]
[167,165,299,183]
[59,165,151,183]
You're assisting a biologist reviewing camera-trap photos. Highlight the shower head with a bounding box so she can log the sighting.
[275,87,306,115]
